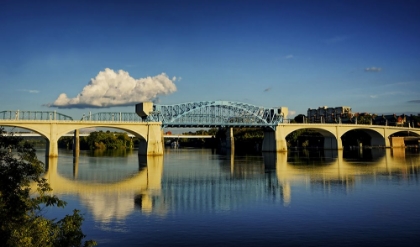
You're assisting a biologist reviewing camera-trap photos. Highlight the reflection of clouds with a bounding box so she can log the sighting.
[79,192,134,224]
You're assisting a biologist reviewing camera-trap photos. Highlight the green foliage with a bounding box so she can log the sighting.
[286,129,305,145]
[207,128,218,136]
[0,128,96,247]
[86,131,132,150]
[169,129,217,148]
[341,130,372,147]
[233,128,264,140]
[286,129,323,148]
[356,114,376,125]
[181,128,217,136]
[57,136,73,149]
[294,114,306,123]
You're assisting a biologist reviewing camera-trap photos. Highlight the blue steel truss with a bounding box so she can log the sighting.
[0,110,73,121]
[80,112,143,122]
[147,101,283,129]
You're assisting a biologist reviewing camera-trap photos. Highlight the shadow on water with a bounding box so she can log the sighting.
[286,148,337,167]
[343,148,385,163]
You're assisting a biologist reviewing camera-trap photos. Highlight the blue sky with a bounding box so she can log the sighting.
[1,0,419,120]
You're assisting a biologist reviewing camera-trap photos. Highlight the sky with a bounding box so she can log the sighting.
[1,0,420,121]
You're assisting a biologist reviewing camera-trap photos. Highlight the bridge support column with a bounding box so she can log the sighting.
[390,137,405,148]
[47,123,59,157]
[138,124,164,156]
[73,129,80,157]
[383,129,392,148]
[216,128,234,153]
[384,137,391,148]
[333,126,343,150]
[262,127,287,152]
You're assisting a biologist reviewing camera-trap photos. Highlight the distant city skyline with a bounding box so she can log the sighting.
[1,0,419,119]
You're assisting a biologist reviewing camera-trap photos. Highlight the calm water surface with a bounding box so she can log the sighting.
[39,148,420,247]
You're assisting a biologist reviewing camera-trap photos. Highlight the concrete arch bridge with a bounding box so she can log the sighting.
[1,102,420,156]
[0,101,286,157]
[0,110,162,157]
[261,123,420,152]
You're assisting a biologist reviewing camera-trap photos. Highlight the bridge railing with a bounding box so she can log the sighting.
[0,110,73,121]
[284,118,417,128]
[80,112,143,122]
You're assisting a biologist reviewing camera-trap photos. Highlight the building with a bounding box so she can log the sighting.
[307,106,352,123]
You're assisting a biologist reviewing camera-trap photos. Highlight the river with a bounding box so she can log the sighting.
[38,147,420,247]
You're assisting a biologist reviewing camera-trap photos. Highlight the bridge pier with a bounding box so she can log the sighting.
[47,140,59,157]
[73,129,80,157]
[47,123,59,157]
[262,127,288,152]
[216,127,235,153]
[138,124,164,156]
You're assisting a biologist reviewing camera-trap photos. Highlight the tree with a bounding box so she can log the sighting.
[0,127,96,247]
[294,114,306,123]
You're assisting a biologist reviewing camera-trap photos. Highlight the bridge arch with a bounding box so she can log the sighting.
[263,124,420,152]
[387,129,420,137]
[340,127,386,147]
[282,126,339,149]
[0,121,162,157]
[56,125,148,141]
[152,101,283,128]
[0,123,50,140]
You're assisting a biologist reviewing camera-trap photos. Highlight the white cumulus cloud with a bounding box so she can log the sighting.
[48,68,177,108]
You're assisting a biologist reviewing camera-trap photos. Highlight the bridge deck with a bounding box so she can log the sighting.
[12,133,213,138]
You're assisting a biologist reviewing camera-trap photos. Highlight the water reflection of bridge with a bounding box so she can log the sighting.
[39,149,420,223]
[39,156,165,221]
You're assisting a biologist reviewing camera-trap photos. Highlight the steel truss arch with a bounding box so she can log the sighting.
[150,101,283,129]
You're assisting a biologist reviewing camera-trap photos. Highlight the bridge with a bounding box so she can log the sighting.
[1,101,420,157]
[12,132,213,139]
[135,101,286,128]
